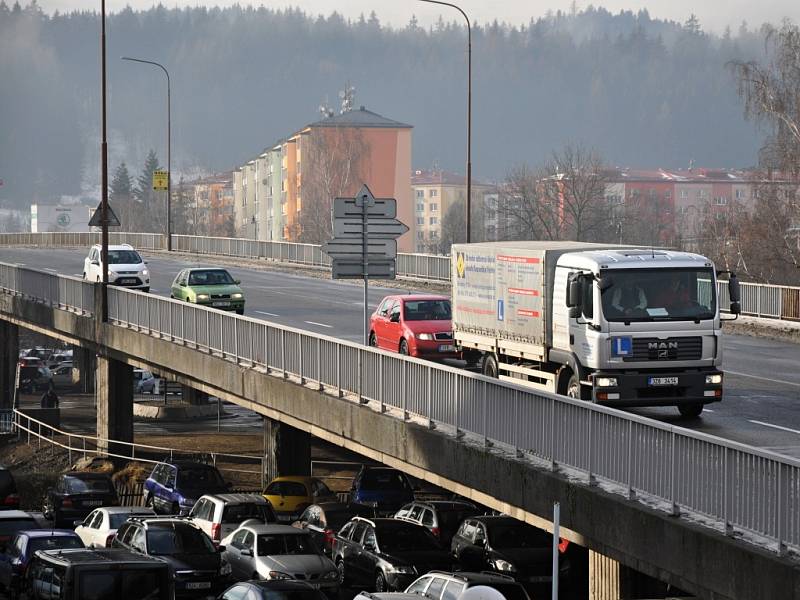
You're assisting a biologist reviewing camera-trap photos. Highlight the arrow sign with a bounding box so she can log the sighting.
[334,217,409,238]
[332,260,396,279]
[322,238,397,260]
[334,197,396,219]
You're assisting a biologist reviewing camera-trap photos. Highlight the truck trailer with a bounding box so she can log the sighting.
[451,241,740,417]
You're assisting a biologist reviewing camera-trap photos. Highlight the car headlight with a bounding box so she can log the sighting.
[220,560,232,576]
[322,570,339,581]
[387,565,416,574]
[142,269,149,276]
[705,374,723,385]
[492,559,516,573]
[595,377,617,388]
[269,571,293,580]
[416,333,434,340]
[232,293,243,299]
[196,294,210,301]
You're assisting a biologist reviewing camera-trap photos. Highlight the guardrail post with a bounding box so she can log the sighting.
[316,338,322,391]
[299,335,305,384]
[482,380,488,447]
[627,420,635,500]
[550,397,556,472]
[234,318,240,364]
[587,410,595,486]
[82,437,86,460]
[68,434,72,466]
[358,349,365,404]
[37,422,41,449]
[379,354,384,413]
[281,329,287,379]
[336,345,342,398]
[723,446,732,536]
[514,390,521,457]
[427,368,434,430]
[669,431,679,516]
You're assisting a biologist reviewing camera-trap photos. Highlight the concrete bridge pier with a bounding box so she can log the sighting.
[96,355,133,458]
[0,320,19,409]
[182,385,208,405]
[72,345,96,394]
[590,551,687,599]
[262,417,311,484]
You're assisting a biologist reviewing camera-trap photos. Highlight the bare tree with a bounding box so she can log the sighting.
[298,127,369,244]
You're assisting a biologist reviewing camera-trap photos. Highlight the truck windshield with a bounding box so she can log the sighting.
[600,268,715,322]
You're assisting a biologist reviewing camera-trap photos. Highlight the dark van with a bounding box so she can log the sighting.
[25,547,173,600]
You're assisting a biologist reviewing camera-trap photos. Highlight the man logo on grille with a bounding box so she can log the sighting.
[649,341,678,358]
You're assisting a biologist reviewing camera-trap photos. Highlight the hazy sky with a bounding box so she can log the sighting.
[33,1,800,33]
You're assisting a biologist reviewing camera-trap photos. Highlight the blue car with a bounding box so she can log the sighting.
[348,466,415,515]
[144,461,229,516]
[0,529,84,597]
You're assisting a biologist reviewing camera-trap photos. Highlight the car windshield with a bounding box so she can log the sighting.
[65,477,113,494]
[487,523,551,549]
[29,536,84,553]
[108,250,142,264]
[266,481,307,497]
[176,467,225,489]
[146,523,216,555]
[188,269,235,286]
[403,300,451,321]
[110,513,152,529]
[222,503,270,524]
[257,533,318,556]
[360,470,410,491]
[600,268,716,322]
[376,523,439,552]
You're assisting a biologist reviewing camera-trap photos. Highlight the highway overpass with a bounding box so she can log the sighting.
[1,260,799,599]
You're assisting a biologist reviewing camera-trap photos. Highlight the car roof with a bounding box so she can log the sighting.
[471,515,520,526]
[101,506,156,515]
[397,295,449,302]
[268,476,317,485]
[158,460,216,469]
[62,472,112,480]
[408,501,477,510]
[185,267,230,272]
[20,529,78,539]
[202,493,268,505]
[242,524,305,535]
[250,580,319,591]
[133,517,200,528]
[0,511,36,520]
[424,571,520,584]
[92,244,135,251]
[34,548,166,566]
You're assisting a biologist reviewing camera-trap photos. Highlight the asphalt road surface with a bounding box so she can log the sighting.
[3,247,800,458]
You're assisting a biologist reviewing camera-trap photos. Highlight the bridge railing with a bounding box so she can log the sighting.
[0,263,94,315]
[101,282,800,556]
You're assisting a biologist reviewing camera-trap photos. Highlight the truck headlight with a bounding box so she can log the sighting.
[416,333,434,340]
[595,377,618,388]
[197,294,210,301]
[705,374,723,384]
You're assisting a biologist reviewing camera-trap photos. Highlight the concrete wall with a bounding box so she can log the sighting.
[2,293,800,599]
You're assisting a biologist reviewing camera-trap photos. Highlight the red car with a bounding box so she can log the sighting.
[368,294,457,359]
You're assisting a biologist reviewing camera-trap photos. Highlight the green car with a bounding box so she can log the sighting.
[170,267,245,314]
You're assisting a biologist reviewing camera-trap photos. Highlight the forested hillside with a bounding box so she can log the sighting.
[0,2,768,205]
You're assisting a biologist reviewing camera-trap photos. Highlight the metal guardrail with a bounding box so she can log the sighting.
[0,263,94,315]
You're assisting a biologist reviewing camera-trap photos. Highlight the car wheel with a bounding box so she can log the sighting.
[399,339,409,355]
[82,272,86,280]
[678,403,704,419]
[336,559,347,586]
[375,571,388,593]
[141,287,150,293]
[368,332,377,347]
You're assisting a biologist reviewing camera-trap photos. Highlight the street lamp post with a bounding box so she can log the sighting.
[121,56,172,251]
[418,0,472,243]
[100,0,109,321]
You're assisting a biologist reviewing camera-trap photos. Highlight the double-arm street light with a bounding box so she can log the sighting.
[417,0,472,243]
[121,56,172,250]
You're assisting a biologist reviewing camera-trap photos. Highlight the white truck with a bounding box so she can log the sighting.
[451,241,741,417]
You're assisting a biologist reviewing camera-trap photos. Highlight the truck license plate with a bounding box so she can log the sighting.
[648,377,678,386]
[186,582,211,590]
[438,344,455,352]
[212,301,230,307]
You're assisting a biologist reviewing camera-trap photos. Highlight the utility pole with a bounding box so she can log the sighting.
[100,0,109,321]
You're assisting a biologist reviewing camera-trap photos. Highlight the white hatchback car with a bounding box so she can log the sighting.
[190,493,277,547]
[74,506,156,548]
[83,243,150,291]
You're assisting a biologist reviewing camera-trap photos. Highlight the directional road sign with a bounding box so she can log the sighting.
[333,196,396,219]
[321,238,397,260]
[334,217,409,238]
[332,260,396,279]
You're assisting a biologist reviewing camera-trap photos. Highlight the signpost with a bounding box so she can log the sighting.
[322,184,409,345]
[152,170,169,191]
[88,202,121,227]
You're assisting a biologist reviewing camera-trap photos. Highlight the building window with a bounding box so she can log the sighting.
[714,196,728,206]
[416,217,424,225]
[416,203,424,212]
[649,189,658,200]
[430,203,438,212]
[735,189,746,200]
[680,190,688,199]
[430,230,438,238]
[430,189,438,198]
[429,216,438,225]
[697,190,708,199]
[416,189,424,199]
[417,231,424,240]
[664,191,672,199]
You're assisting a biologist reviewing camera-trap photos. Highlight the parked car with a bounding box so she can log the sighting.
[218,579,330,600]
[83,243,150,291]
[0,512,40,552]
[368,295,456,359]
[46,352,72,369]
[42,472,119,527]
[17,366,52,393]
[394,501,481,546]
[263,477,337,522]
[170,267,245,314]
[404,570,531,600]
[25,547,173,600]
[332,517,451,592]
[348,466,415,515]
[0,529,84,598]
[50,363,76,389]
[220,523,339,595]
[291,502,378,556]
[18,357,44,368]
[144,461,229,516]
[113,516,230,598]
[74,506,157,548]
[450,516,569,588]
[190,493,276,547]
[0,467,20,510]
[133,369,156,393]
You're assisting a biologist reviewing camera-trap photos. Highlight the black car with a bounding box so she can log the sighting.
[17,366,51,393]
[113,517,230,598]
[218,579,330,600]
[332,517,451,592]
[25,547,173,600]
[43,472,118,527]
[394,501,481,546]
[0,467,19,510]
[291,502,377,556]
[450,516,569,589]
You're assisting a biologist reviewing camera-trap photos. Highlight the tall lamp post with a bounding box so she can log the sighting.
[418,0,472,243]
[121,56,172,251]
[100,0,109,320]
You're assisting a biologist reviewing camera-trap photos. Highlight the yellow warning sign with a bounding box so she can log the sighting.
[456,252,466,278]
[152,170,168,191]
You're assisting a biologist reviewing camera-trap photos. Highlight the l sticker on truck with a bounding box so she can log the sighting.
[497,299,504,321]
[612,337,632,357]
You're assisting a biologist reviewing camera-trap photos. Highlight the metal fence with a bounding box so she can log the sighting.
[3,261,800,555]
[0,263,94,315]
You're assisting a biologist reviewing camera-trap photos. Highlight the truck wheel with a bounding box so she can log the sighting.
[482,354,499,378]
[678,403,704,419]
[566,373,589,401]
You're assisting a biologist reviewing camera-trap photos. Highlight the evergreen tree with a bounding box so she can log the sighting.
[110,162,135,231]
[134,150,164,233]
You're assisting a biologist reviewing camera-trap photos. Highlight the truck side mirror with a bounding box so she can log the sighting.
[567,277,581,309]
[728,273,741,306]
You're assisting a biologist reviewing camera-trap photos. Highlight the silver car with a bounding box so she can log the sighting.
[220,523,339,594]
